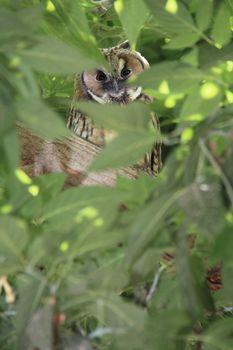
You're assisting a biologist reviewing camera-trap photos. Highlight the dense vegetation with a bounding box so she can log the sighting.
[0,0,233,349]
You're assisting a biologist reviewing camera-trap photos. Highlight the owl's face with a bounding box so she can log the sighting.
[78,41,149,104]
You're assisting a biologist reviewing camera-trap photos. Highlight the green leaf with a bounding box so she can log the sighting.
[115,0,149,47]
[126,190,181,265]
[0,102,14,137]
[163,32,200,49]
[78,102,151,132]
[181,46,199,66]
[17,5,43,33]
[132,248,161,278]
[151,273,181,310]
[19,173,67,220]
[179,83,223,120]
[44,0,103,61]
[137,61,205,93]
[212,2,232,47]
[16,98,69,138]
[0,216,28,274]
[199,42,233,68]
[175,237,214,321]
[0,8,36,43]
[20,36,100,74]
[203,319,233,350]
[178,182,225,238]
[145,0,201,38]
[3,128,20,170]
[196,0,213,31]
[1,1,232,346]
[216,266,233,304]
[76,102,156,170]
[90,131,155,170]
[25,305,54,350]
[84,267,129,292]
[0,216,28,256]
[116,310,189,350]
[16,274,47,349]
[116,174,158,207]
[88,293,146,328]
[41,186,125,222]
[34,172,66,199]
[211,224,233,265]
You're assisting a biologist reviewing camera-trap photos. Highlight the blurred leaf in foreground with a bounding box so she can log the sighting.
[20,37,101,75]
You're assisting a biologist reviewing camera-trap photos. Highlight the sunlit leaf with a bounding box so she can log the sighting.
[179,84,222,120]
[137,61,205,93]
[163,32,200,49]
[145,0,202,41]
[41,186,126,221]
[212,2,232,47]
[45,0,103,61]
[115,0,149,47]
[196,0,213,31]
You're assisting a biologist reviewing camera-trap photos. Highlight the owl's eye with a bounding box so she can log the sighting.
[121,67,131,78]
[96,70,107,81]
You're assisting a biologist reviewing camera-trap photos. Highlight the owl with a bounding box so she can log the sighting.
[67,41,161,175]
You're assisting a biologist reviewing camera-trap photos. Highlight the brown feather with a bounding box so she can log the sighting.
[67,43,162,175]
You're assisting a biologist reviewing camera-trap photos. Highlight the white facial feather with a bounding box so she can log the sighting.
[127,86,142,100]
[135,51,150,69]
[87,90,107,104]
[118,58,126,74]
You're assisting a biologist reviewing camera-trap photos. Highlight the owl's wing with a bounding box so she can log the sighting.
[144,112,162,176]
[134,93,162,176]
[68,104,162,176]
[67,105,106,146]
[67,106,90,139]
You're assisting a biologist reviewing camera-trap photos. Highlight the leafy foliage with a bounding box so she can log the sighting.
[0,0,233,349]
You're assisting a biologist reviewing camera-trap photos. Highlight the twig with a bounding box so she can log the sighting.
[144,265,165,305]
[0,276,16,304]
[88,327,126,339]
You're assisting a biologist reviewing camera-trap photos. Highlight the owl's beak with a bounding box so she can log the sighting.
[111,79,120,93]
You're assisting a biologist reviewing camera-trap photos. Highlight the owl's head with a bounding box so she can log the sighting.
[75,41,149,104]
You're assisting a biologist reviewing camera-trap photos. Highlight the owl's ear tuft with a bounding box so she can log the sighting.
[100,41,130,54]
[118,40,130,50]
